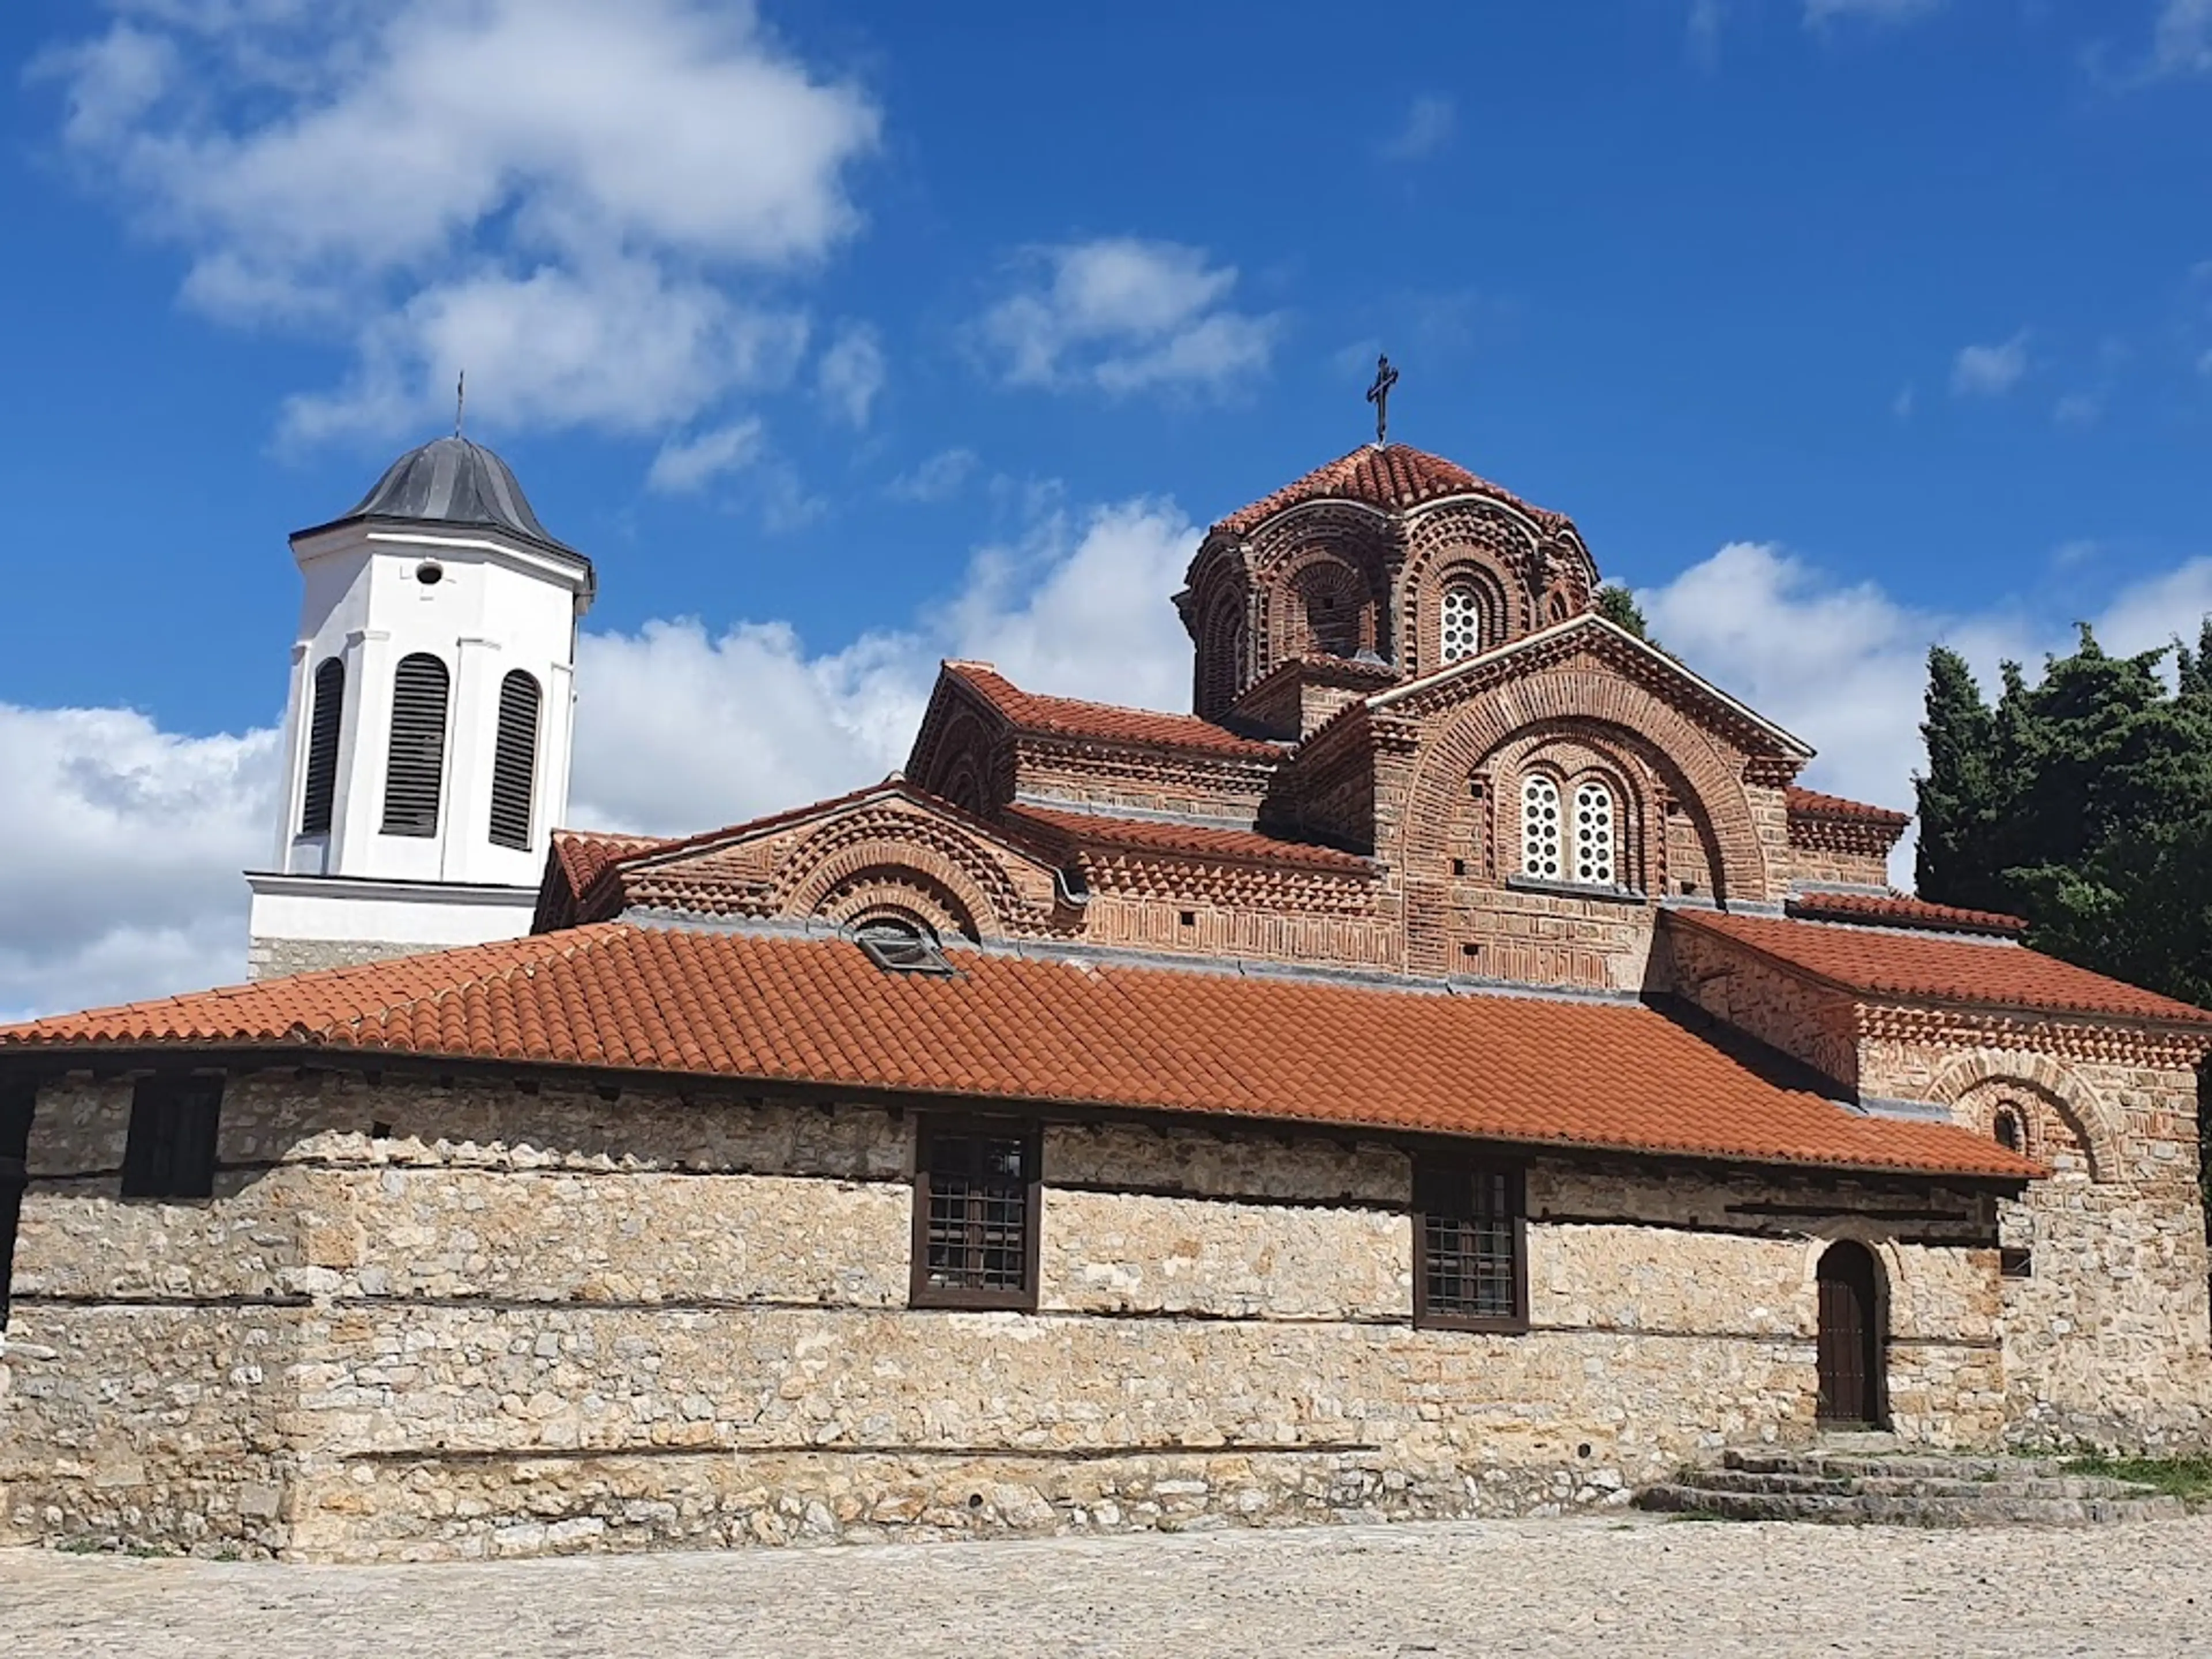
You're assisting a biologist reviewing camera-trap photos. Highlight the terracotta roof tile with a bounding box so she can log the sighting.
[1004,805,1373,874]
[1,925,2035,1181]
[1668,908,2212,1027]
[1786,892,2028,938]
[945,662,1281,759]
[1783,786,1911,828]
[1211,444,1569,539]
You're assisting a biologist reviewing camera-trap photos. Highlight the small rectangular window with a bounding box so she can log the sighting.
[1998,1247,2033,1280]
[1414,1158,1528,1332]
[911,1119,1039,1311]
[120,1075,223,1200]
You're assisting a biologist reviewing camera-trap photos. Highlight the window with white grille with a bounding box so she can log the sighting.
[1574,781,1616,885]
[1440,584,1482,663]
[1520,775,1562,879]
[381,653,450,837]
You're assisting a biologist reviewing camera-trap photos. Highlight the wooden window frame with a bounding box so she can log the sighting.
[1412,1157,1529,1334]
[909,1115,1041,1312]
[119,1074,223,1201]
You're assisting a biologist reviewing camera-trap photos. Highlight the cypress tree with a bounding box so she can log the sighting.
[1594,584,1653,643]
[1913,646,2001,910]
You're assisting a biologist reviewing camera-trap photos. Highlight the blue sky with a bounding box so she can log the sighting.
[2,0,2210,1014]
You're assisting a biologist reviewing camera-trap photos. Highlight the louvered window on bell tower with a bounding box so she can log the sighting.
[300,657,345,835]
[381,653,450,837]
[488,669,541,850]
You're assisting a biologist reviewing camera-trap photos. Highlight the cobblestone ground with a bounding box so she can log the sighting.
[7,1515,2212,1658]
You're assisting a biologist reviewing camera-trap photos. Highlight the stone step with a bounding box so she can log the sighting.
[1722,1449,2070,1481]
[1635,1483,2187,1527]
[1687,1468,2152,1502]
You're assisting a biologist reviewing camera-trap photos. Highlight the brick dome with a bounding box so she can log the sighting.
[1210,443,1569,540]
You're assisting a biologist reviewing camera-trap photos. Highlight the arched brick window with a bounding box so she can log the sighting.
[1573,780,1616,885]
[1521,774,1563,880]
[1440,582,1482,664]
[1993,1105,2024,1153]
[1291,561,1366,657]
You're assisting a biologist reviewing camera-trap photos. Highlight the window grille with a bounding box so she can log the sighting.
[1440,584,1482,663]
[487,670,541,850]
[381,653,450,837]
[1573,781,1615,885]
[911,1121,1039,1310]
[854,917,955,975]
[120,1075,222,1200]
[1414,1160,1527,1331]
[300,657,345,835]
[1521,775,1562,880]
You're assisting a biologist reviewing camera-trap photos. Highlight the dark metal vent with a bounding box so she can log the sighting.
[300,657,345,835]
[488,669,541,850]
[853,917,955,975]
[381,653,450,837]
[120,1075,223,1200]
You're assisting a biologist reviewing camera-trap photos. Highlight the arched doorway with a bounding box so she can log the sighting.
[1815,1241,1886,1428]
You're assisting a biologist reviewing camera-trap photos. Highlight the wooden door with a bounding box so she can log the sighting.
[1816,1242,1883,1427]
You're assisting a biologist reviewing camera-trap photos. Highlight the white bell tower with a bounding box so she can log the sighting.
[245,435,595,978]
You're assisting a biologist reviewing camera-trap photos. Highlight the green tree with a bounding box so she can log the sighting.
[1913,647,2001,911]
[1594,584,1653,643]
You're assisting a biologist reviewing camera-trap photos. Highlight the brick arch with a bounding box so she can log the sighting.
[817,871,976,941]
[1191,574,1250,720]
[1407,553,1517,678]
[780,821,1021,941]
[1926,1052,2120,1185]
[1248,510,1396,671]
[1397,502,1542,652]
[1267,548,1378,661]
[1403,671,1770,903]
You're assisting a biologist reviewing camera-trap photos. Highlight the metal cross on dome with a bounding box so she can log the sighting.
[1366,354,1399,446]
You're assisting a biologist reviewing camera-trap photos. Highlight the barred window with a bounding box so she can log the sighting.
[1440,583,1482,664]
[1573,780,1616,885]
[487,669,541,850]
[1414,1160,1527,1331]
[300,657,345,835]
[120,1075,223,1200]
[1521,774,1562,880]
[911,1120,1039,1310]
[381,653,450,837]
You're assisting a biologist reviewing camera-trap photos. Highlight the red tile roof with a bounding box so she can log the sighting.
[945,662,1281,759]
[0,925,2035,1181]
[1211,444,1570,539]
[1668,908,2212,1028]
[1784,786,1911,829]
[1004,805,1373,874]
[1786,892,2027,938]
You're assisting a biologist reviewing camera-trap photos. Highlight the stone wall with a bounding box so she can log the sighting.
[0,1067,2039,1561]
[248,936,451,980]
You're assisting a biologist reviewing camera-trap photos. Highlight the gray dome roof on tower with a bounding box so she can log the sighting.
[307,435,588,569]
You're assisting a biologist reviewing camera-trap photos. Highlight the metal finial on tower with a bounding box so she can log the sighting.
[1365,353,1399,446]
[454,370,466,438]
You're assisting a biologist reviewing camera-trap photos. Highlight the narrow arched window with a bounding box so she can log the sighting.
[1574,780,1616,885]
[1521,775,1562,880]
[488,670,541,850]
[381,653,450,837]
[300,657,345,835]
[1993,1108,2023,1153]
[1440,582,1482,664]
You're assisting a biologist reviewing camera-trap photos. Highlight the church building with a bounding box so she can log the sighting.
[1,422,2207,1561]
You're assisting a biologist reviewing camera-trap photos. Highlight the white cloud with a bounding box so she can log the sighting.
[0,706,279,1022]
[647,418,766,495]
[1892,384,1915,420]
[817,323,886,429]
[1687,0,1725,66]
[36,0,880,439]
[1805,0,1942,22]
[1380,95,1454,160]
[0,499,1195,1016]
[888,448,979,503]
[977,238,1279,398]
[2153,0,2212,75]
[2052,392,2101,427]
[1950,331,2030,397]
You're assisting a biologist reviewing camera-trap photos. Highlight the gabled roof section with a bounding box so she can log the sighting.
[1210,444,1572,540]
[931,661,1283,760]
[0,925,2037,1183]
[1366,613,1816,760]
[1004,804,1374,875]
[1786,892,2027,939]
[1667,908,2212,1029]
[537,829,680,931]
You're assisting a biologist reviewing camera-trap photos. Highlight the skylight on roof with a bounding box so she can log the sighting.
[852,917,955,976]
